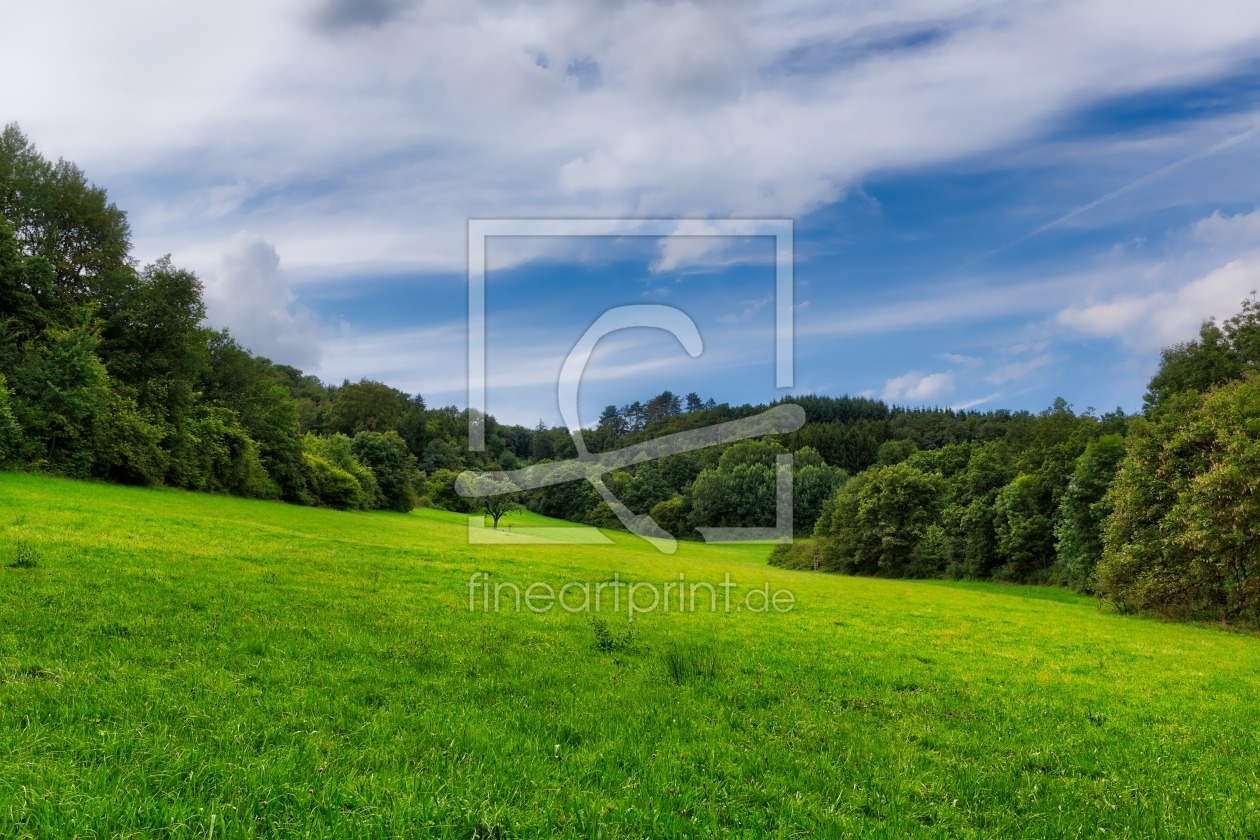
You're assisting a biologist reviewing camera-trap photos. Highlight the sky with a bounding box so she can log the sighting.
[6,0,1260,427]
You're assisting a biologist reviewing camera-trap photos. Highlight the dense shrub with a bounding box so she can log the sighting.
[1097,377,1260,624]
[301,452,366,510]
[351,431,421,512]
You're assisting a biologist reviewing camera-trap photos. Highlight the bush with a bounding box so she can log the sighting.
[170,407,276,498]
[303,433,381,509]
[767,540,824,571]
[590,618,636,653]
[648,496,688,538]
[427,468,473,513]
[95,387,168,485]
[301,452,366,510]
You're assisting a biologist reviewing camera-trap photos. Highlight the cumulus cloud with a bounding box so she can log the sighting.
[203,235,324,369]
[1057,257,1260,351]
[881,370,955,403]
[1189,208,1260,246]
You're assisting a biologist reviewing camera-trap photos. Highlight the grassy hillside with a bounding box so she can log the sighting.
[1,473,1258,838]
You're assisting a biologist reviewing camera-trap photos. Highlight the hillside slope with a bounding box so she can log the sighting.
[1,473,1258,838]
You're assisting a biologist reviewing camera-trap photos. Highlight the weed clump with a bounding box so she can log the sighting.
[590,618,636,653]
[660,642,721,684]
[8,541,38,569]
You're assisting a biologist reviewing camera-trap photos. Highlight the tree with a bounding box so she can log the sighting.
[530,420,553,460]
[0,123,132,297]
[351,430,421,512]
[1098,377,1260,623]
[597,404,627,437]
[825,462,943,577]
[1145,295,1260,415]
[304,433,380,509]
[421,438,462,472]
[461,471,521,528]
[9,311,113,476]
[200,331,308,502]
[328,379,408,435]
[1054,434,1126,591]
[992,473,1056,583]
[622,462,673,513]
[0,372,21,464]
[793,458,845,537]
[876,439,917,466]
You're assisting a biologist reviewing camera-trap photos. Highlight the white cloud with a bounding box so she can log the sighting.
[7,0,1260,276]
[1189,208,1260,246]
[940,352,983,368]
[1057,256,1260,351]
[985,354,1055,385]
[203,234,324,369]
[881,370,955,403]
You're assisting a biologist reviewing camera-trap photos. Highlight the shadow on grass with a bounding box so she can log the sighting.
[916,579,1098,607]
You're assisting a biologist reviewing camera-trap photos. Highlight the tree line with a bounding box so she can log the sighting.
[0,123,541,512]
[3,122,1258,627]
[766,299,1260,627]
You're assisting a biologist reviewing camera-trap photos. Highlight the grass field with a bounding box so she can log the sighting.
[2,472,1259,838]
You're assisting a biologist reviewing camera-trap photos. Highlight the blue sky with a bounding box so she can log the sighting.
[6,0,1260,426]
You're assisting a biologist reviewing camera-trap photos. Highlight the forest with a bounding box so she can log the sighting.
[2,121,1258,626]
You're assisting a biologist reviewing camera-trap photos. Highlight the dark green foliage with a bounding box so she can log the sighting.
[304,433,381,508]
[590,618,636,653]
[351,431,420,512]
[691,462,775,529]
[201,331,308,502]
[992,473,1056,583]
[648,496,688,538]
[792,452,845,538]
[1145,295,1260,414]
[9,313,112,476]
[876,438,917,466]
[96,257,206,423]
[823,462,943,577]
[420,437,463,472]
[1098,377,1260,623]
[0,373,19,464]
[621,462,673,513]
[0,123,131,296]
[426,468,475,514]
[173,407,275,498]
[95,387,168,485]
[328,379,409,435]
[1055,434,1126,591]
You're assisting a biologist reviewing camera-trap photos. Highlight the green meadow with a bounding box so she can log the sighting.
[2,472,1259,838]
